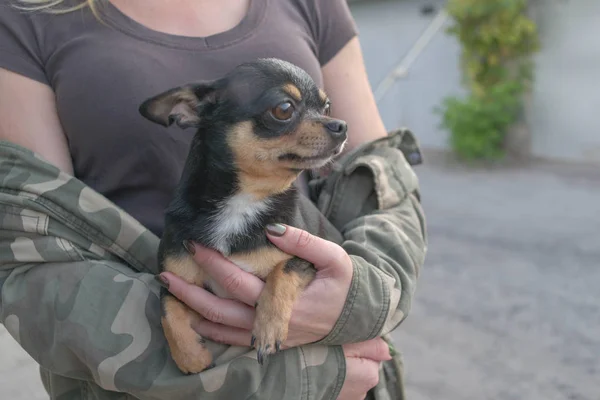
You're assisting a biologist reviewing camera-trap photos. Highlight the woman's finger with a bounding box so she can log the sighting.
[191,319,254,347]
[342,338,392,362]
[265,224,350,271]
[189,243,264,306]
[160,272,255,330]
[338,357,381,400]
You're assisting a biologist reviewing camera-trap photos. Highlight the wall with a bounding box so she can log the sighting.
[351,0,600,165]
[529,0,600,164]
[350,0,463,150]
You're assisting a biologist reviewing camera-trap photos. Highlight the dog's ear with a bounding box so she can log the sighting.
[139,81,219,129]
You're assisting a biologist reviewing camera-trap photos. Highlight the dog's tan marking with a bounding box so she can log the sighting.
[227,121,299,199]
[228,246,292,279]
[161,254,212,373]
[238,172,297,200]
[282,83,302,102]
[296,120,331,151]
[318,89,328,104]
[162,295,212,374]
[252,258,314,362]
[164,253,206,286]
[146,88,200,126]
[227,120,336,199]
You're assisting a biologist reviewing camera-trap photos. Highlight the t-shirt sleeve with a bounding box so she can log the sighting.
[311,0,358,66]
[0,3,50,85]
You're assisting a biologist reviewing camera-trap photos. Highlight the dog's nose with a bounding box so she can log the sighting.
[325,120,348,141]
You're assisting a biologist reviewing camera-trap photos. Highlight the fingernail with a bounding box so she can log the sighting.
[265,223,286,237]
[183,240,195,255]
[154,274,169,289]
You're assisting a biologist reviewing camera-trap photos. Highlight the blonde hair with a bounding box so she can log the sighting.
[14,0,101,18]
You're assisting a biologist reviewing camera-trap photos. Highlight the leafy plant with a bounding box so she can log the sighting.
[438,0,540,161]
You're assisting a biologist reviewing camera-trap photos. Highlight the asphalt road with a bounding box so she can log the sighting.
[352,3,600,396]
[391,154,600,400]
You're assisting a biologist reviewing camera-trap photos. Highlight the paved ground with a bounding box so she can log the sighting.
[393,154,600,400]
[2,154,599,400]
[0,328,48,400]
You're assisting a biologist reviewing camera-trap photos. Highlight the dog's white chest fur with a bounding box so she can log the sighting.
[207,193,270,255]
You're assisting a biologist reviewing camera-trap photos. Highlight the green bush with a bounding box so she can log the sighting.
[438,0,540,161]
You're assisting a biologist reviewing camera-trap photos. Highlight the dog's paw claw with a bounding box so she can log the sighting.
[251,332,283,366]
[257,349,266,365]
[251,305,287,365]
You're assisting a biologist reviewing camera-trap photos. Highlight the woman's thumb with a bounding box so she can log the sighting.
[265,223,349,271]
[342,338,392,362]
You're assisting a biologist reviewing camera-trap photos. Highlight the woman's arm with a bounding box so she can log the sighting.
[322,37,388,150]
[316,36,426,344]
[0,68,74,174]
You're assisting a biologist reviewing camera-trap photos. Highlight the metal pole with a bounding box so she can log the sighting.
[373,9,449,105]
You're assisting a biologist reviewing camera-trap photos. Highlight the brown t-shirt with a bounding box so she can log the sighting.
[0,0,357,237]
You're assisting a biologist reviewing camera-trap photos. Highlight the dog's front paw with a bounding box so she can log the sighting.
[170,337,214,374]
[251,306,287,365]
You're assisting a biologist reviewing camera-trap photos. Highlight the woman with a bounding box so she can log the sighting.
[0,0,426,399]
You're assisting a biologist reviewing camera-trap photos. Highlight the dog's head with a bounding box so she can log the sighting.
[139,59,347,180]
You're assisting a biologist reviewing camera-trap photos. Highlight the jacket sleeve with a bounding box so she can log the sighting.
[0,141,346,400]
[311,129,428,345]
[0,259,344,400]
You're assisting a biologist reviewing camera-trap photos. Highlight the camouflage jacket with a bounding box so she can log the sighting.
[0,129,426,400]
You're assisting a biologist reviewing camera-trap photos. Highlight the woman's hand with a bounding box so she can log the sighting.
[158,224,353,348]
[339,338,392,400]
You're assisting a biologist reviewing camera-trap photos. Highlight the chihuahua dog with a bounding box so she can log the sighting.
[139,58,348,374]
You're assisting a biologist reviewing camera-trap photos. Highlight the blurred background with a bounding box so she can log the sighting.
[2,0,599,399]
[350,1,600,399]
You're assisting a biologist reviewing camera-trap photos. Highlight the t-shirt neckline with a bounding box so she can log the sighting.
[101,0,268,51]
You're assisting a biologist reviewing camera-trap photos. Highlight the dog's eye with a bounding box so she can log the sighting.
[271,102,295,121]
[324,103,331,116]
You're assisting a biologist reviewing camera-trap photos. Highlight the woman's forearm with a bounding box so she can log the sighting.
[313,129,427,345]
[322,37,389,151]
